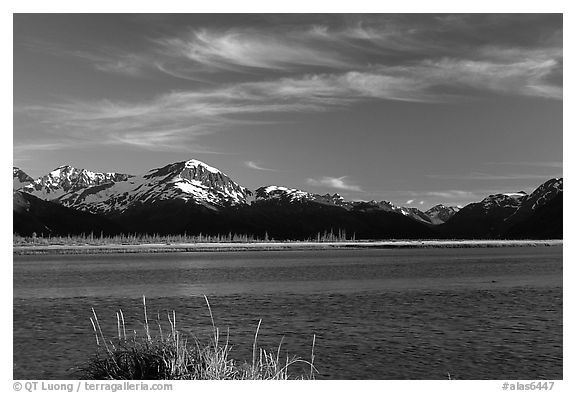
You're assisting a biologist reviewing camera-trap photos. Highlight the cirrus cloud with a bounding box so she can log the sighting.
[15,14,562,154]
[245,161,276,172]
[306,176,363,192]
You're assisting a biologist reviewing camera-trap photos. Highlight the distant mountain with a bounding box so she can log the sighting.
[65,178,434,238]
[20,165,132,200]
[504,178,562,227]
[241,193,436,240]
[503,178,563,239]
[255,186,347,206]
[399,207,434,225]
[13,167,34,190]
[425,204,460,225]
[13,160,562,240]
[249,186,436,239]
[255,186,436,224]
[439,192,527,238]
[440,179,562,239]
[351,200,433,224]
[13,191,122,236]
[504,194,562,239]
[57,160,252,215]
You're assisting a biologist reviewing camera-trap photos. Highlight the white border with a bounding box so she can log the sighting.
[4,2,572,392]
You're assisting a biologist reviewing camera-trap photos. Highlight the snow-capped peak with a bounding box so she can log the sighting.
[56,159,252,215]
[21,165,133,200]
[144,160,251,203]
[255,186,350,206]
[256,185,314,202]
[183,159,222,174]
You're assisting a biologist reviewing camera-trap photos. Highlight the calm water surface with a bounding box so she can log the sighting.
[13,247,562,379]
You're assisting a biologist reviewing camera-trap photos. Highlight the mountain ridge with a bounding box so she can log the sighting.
[54,160,252,215]
[13,167,34,190]
[439,178,562,239]
[20,165,133,200]
[13,159,562,239]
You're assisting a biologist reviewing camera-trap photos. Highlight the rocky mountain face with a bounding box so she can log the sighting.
[255,185,317,203]
[440,179,562,239]
[13,167,34,190]
[504,193,562,239]
[249,186,437,239]
[255,186,347,206]
[20,165,133,200]
[54,160,252,215]
[255,186,442,225]
[502,178,563,239]
[13,159,562,239]
[425,204,461,225]
[504,178,562,226]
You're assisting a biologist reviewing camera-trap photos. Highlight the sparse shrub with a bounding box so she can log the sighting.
[78,296,317,380]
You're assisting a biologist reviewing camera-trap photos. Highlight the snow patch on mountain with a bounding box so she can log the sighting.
[480,192,527,211]
[255,186,348,207]
[257,186,440,224]
[425,204,461,225]
[21,165,133,200]
[256,186,314,202]
[524,178,562,211]
[58,159,252,215]
[183,159,221,174]
[504,178,562,223]
[13,167,34,190]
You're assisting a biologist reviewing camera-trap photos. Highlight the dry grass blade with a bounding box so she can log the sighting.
[91,307,109,352]
[252,319,262,375]
[311,334,316,376]
[142,295,150,341]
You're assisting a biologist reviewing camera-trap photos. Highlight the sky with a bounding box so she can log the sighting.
[13,13,563,209]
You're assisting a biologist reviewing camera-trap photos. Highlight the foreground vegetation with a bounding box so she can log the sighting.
[79,296,317,380]
[14,230,356,246]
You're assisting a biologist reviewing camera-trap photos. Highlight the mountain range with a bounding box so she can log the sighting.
[12,160,562,239]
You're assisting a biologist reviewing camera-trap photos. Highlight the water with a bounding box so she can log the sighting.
[13,246,562,380]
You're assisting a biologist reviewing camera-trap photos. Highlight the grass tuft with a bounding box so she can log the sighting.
[78,296,317,380]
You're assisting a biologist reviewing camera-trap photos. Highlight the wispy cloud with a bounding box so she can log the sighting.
[15,15,562,153]
[405,199,414,205]
[245,161,276,172]
[21,45,564,149]
[154,28,353,72]
[92,53,152,77]
[306,176,363,192]
[411,56,562,99]
[17,48,562,153]
[71,46,562,101]
[425,190,479,199]
[28,15,561,98]
[15,72,428,152]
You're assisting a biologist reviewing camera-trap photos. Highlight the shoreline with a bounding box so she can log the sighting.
[13,239,562,255]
